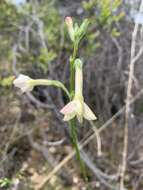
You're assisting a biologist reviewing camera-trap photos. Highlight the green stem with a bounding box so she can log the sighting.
[69,119,87,181]
[31,79,70,99]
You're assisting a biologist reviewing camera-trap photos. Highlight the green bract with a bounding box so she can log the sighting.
[66,17,89,44]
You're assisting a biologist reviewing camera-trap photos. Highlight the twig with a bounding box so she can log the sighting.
[119,1,143,189]
[43,138,65,146]
[35,149,75,190]
[111,37,123,72]
[2,114,21,157]
[80,150,119,190]
[28,134,72,183]
[89,121,102,157]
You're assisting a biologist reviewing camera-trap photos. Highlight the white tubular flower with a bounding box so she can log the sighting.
[13,74,70,97]
[13,74,34,93]
[60,98,97,123]
[60,59,97,123]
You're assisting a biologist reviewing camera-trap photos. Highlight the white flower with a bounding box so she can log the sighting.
[13,74,70,97]
[60,59,97,123]
[13,74,34,93]
[60,96,97,123]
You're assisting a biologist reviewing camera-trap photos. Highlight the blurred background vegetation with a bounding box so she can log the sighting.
[0,0,143,189]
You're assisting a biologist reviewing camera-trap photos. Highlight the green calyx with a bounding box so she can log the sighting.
[74,58,83,69]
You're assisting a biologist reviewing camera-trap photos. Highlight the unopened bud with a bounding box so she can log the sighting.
[65,16,75,42]
[65,16,73,28]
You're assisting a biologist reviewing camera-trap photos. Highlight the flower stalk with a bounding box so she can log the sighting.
[69,119,88,181]
[13,16,96,182]
[66,17,86,179]
[61,17,92,181]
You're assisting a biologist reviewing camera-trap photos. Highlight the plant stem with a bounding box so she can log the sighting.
[69,42,87,181]
[69,119,87,181]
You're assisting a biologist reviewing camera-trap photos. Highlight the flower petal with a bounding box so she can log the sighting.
[21,85,33,93]
[60,100,77,115]
[13,74,33,93]
[63,112,76,121]
[83,103,97,120]
[13,74,31,87]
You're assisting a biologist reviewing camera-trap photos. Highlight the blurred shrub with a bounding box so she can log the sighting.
[0,1,20,94]
[82,0,124,55]
[38,48,57,73]
[0,76,14,87]
[13,0,62,76]
[0,1,19,65]
[83,0,124,32]
[0,177,12,188]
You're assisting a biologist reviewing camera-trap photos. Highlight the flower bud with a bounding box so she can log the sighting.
[65,16,75,42]
[65,17,73,27]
